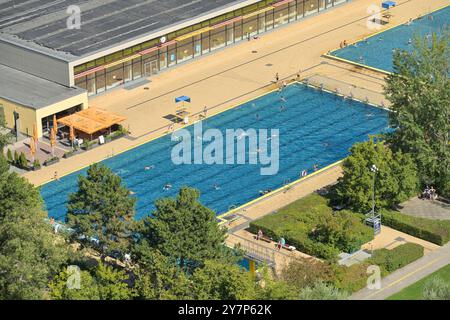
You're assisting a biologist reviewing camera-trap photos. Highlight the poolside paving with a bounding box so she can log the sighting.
[399,197,450,220]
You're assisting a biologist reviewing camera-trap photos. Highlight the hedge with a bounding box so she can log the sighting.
[381,210,450,245]
[369,243,424,275]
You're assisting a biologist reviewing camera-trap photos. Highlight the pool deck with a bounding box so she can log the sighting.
[23,0,448,187]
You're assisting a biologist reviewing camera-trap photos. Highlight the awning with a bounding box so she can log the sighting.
[58,107,127,135]
[382,1,396,9]
[175,96,191,103]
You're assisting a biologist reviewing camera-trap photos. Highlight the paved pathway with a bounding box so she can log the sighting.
[400,197,450,220]
[351,243,450,300]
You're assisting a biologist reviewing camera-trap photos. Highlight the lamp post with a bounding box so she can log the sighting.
[370,164,378,218]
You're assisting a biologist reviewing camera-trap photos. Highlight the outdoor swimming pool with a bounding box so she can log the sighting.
[41,83,389,221]
[329,6,449,72]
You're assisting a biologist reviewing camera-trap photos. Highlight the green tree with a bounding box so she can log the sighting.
[190,260,256,300]
[0,108,12,153]
[0,156,69,299]
[94,263,135,300]
[133,245,191,300]
[336,138,418,212]
[139,187,228,272]
[423,277,450,300]
[49,268,100,300]
[281,257,335,290]
[299,280,348,300]
[255,266,298,300]
[67,163,136,260]
[49,263,134,300]
[384,32,449,196]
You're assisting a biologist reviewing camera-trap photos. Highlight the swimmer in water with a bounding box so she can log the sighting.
[213,184,220,190]
[163,183,172,191]
[256,113,260,120]
[313,164,319,171]
[145,165,155,171]
[280,105,285,112]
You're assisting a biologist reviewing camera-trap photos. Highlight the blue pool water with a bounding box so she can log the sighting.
[330,6,449,72]
[41,83,389,221]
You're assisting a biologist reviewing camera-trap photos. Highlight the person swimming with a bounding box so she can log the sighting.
[163,183,172,191]
[280,105,285,112]
[144,165,155,171]
[313,164,319,171]
[213,184,221,190]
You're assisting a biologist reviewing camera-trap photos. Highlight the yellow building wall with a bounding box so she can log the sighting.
[0,97,37,137]
[0,92,88,138]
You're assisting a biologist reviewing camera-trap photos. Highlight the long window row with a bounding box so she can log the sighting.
[75,0,347,96]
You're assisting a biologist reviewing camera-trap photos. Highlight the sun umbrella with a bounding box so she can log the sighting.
[32,124,39,152]
[50,127,56,156]
[69,125,75,147]
[53,114,58,132]
[30,137,36,161]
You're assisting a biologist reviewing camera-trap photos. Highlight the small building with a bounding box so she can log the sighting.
[0,65,88,139]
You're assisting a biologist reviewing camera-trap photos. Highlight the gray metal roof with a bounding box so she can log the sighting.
[0,0,247,59]
[0,64,86,109]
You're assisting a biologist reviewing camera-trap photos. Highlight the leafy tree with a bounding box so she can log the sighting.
[336,138,418,212]
[299,280,348,300]
[0,109,12,153]
[190,260,256,300]
[0,156,69,299]
[94,263,135,300]
[255,266,298,300]
[384,32,449,197]
[139,187,228,272]
[67,163,137,260]
[133,245,191,300]
[49,263,134,300]
[49,268,100,300]
[423,277,450,300]
[281,257,335,290]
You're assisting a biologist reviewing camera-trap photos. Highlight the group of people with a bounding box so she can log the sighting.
[256,229,286,251]
[422,186,438,201]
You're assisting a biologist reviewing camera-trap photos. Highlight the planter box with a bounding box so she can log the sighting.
[44,158,60,167]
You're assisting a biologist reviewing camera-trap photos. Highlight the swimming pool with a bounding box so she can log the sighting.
[329,6,449,72]
[41,83,389,221]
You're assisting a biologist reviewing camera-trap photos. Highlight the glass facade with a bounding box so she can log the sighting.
[74,0,348,96]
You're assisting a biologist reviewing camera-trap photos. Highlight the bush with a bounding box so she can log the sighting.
[381,209,450,245]
[369,243,424,275]
[18,152,28,169]
[6,149,12,163]
[33,159,41,170]
[423,277,450,300]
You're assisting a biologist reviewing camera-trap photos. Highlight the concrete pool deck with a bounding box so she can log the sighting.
[23,0,447,190]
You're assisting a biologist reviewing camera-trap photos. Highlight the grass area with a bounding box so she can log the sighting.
[249,193,373,261]
[387,264,450,300]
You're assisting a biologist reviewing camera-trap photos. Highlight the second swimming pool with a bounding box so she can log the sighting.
[329,6,449,72]
[41,83,389,221]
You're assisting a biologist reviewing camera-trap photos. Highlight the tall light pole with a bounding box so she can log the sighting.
[370,164,378,217]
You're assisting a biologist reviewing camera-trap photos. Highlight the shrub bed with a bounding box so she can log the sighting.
[369,243,424,275]
[381,209,450,245]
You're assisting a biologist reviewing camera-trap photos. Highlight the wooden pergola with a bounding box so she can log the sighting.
[58,107,127,140]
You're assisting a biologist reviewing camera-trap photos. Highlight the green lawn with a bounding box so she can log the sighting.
[387,264,450,300]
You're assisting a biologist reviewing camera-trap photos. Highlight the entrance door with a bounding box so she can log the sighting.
[144,60,158,77]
